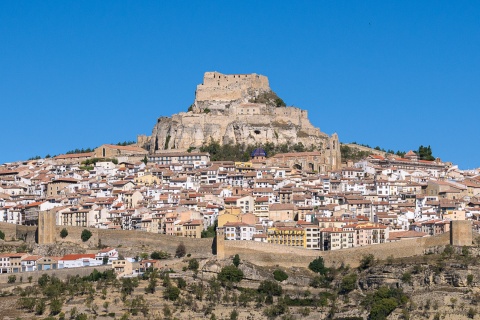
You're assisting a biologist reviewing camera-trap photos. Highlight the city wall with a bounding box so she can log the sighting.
[0,222,454,270]
[0,265,111,284]
[54,226,214,257]
[224,232,450,268]
[0,222,37,243]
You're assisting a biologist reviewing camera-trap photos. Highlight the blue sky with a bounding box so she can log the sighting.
[1,1,479,168]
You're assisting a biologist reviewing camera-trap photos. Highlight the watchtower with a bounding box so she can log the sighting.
[450,220,472,246]
[216,227,225,259]
[38,210,56,244]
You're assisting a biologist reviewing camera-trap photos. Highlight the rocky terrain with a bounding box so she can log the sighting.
[2,239,480,320]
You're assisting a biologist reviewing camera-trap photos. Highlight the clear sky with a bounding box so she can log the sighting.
[1,1,479,168]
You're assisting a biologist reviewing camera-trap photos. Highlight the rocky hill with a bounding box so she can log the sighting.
[139,72,341,169]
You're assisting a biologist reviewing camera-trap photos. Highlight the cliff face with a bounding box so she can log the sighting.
[142,72,341,169]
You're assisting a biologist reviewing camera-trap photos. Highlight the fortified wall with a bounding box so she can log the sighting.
[223,232,451,268]
[0,220,473,271]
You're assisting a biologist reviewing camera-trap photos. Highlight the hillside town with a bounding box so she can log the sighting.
[1,142,480,262]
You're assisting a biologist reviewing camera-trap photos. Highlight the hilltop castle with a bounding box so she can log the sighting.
[139,72,341,172]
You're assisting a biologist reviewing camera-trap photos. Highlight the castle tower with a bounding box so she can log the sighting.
[38,210,56,244]
[450,220,472,246]
[216,227,225,259]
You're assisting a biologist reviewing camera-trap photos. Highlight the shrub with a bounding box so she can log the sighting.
[164,285,180,301]
[359,254,376,270]
[60,228,68,239]
[7,275,16,283]
[363,286,408,320]
[232,254,240,267]
[175,243,186,258]
[467,274,474,286]
[468,307,476,319]
[150,251,170,259]
[339,273,357,294]
[81,229,92,242]
[50,298,63,315]
[401,272,412,285]
[0,230,5,240]
[309,257,328,275]
[273,269,288,282]
[258,280,282,296]
[188,258,199,271]
[218,265,243,284]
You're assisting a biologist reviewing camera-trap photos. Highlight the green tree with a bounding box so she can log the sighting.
[188,258,199,271]
[60,228,68,239]
[218,265,244,284]
[417,145,435,161]
[142,155,148,165]
[81,229,92,242]
[359,254,376,270]
[308,257,328,275]
[273,269,288,282]
[175,243,186,258]
[50,298,63,315]
[151,251,170,259]
[164,285,180,301]
[339,273,357,294]
[35,299,46,315]
[232,254,240,267]
[0,230,5,240]
[258,280,282,296]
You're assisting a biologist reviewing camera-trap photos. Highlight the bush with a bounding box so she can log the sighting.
[232,254,240,267]
[467,274,474,286]
[363,286,408,320]
[0,230,4,240]
[273,269,288,282]
[188,258,199,271]
[401,272,412,285]
[81,229,92,242]
[359,254,375,270]
[60,228,68,239]
[218,265,243,284]
[164,285,180,301]
[258,280,283,296]
[309,257,328,275]
[339,273,357,294]
[7,275,16,283]
[175,243,186,258]
[150,251,170,259]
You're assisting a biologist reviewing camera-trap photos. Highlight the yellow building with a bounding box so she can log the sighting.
[218,207,242,227]
[134,173,160,186]
[267,226,305,247]
[181,219,203,238]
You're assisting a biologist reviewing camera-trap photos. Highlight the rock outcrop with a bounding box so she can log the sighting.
[140,72,341,171]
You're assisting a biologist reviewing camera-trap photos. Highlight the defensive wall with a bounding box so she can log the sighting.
[53,226,214,257]
[0,221,471,270]
[0,265,111,284]
[0,222,37,243]
[223,232,451,269]
[196,72,270,102]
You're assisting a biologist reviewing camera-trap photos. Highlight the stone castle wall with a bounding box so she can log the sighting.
[196,72,269,102]
[53,226,214,257]
[223,232,450,268]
